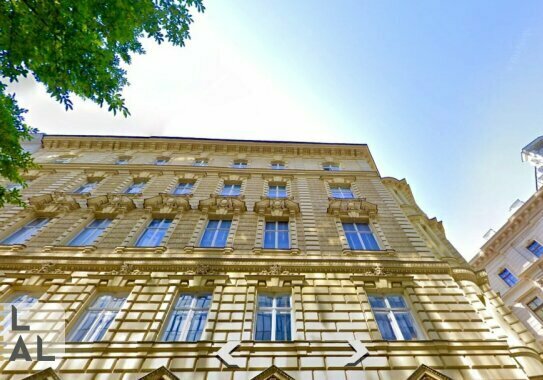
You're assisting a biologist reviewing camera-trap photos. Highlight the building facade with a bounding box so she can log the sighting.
[0,135,542,380]
[470,188,543,347]
[522,136,543,191]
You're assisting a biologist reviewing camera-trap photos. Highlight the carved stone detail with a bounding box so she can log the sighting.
[110,263,141,275]
[28,192,80,216]
[87,194,136,216]
[185,264,215,275]
[260,264,290,276]
[362,264,388,276]
[254,197,300,217]
[327,198,377,218]
[198,194,247,215]
[30,262,64,274]
[143,194,191,215]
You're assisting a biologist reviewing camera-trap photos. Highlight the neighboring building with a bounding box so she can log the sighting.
[1,134,543,379]
[471,188,543,346]
[522,136,543,191]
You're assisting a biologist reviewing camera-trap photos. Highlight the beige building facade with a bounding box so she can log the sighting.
[0,135,542,379]
[470,188,543,348]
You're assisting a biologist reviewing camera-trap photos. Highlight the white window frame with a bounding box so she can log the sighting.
[369,294,420,341]
[162,293,212,342]
[342,222,381,250]
[263,221,290,249]
[232,161,248,169]
[124,180,147,194]
[135,218,172,247]
[172,181,194,195]
[330,185,354,199]
[193,159,208,167]
[322,162,340,171]
[73,180,99,194]
[271,162,285,170]
[1,218,50,245]
[254,293,293,341]
[199,219,231,248]
[220,183,241,196]
[69,219,111,246]
[69,292,127,342]
[268,184,287,198]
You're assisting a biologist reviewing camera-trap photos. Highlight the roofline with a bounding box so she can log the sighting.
[41,134,369,148]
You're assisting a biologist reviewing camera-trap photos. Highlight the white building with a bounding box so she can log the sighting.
[522,135,543,191]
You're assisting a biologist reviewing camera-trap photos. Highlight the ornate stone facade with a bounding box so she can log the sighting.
[0,135,542,379]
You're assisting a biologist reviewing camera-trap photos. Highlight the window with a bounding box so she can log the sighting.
[124,181,146,194]
[232,160,248,169]
[172,182,194,195]
[155,157,169,166]
[6,183,23,191]
[264,221,290,249]
[116,157,130,165]
[322,162,340,171]
[73,180,99,194]
[200,220,231,248]
[1,218,49,245]
[135,219,172,247]
[527,241,543,258]
[528,297,543,320]
[1,292,41,329]
[220,183,241,196]
[255,294,292,341]
[69,219,111,246]
[271,161,285,170]
[162,294,212,342]
[268,185,287,198]
[499,268,518,287]
[369,295,419,341]
[193,159,208,167]
[69,293,127,342]
[342,223,380,250]
[330,185,354,199]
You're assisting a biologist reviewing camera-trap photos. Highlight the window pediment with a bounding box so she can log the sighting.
[327,198,377,218]
[129,170,160,180]
[198,194,247,215]
[263,174,293,182]
[87,194,136,217]
[219,172,250,181]
[28,192,80,216]
[143,194,191,215]
[84,170,117,181]
[321,175,356,184]
[254,197,300,217]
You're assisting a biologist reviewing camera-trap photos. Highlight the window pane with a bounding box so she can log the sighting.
[528,241,543,257]
[375,312,396,340]
[345,232,362,250]
[70,311,99,342]
[278,230,290,249]
[163,311,187,342]
[528,297,543,310]
[394,312,418,340]
[2,218,49,244]
[387,296,407,308]
[276,295,290,307]
[186,311,208,342]
[355,223,371,232]
[361,232,380,250]
[200,229,216,247]
[368,296,386,309]
[195,294,212,309]
[177,294,194,308]
[255,312,272,341]
[258,295,273,308]
[342,223,356,232]
[136,228,164,247]
[264,231,276,248]
[275,313,292,341]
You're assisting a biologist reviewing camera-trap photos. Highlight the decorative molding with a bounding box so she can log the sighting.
[198,194,247,215]
[28,192,80,216]
[261,264,289,276]
[218,172,251,181]
[30,262,65,274]
[139,366,179,380]
[143,194,191,215]
[254,197,300,217]
[320,175,357,183]
[22,169,56,181]
[251,365,295,380]
[327,198,377,218]
[406,364,453,380]
[83,169,118,180]
[87,194,136,217]
[110,263,141,275]
[22,368,62,380]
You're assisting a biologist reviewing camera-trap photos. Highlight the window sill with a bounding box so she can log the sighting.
[253,247,300,255]
[43,245,97,253]
[342,248,395,256]
[114,246,167,254]
[0,244,26,252]
[185,246,234,254]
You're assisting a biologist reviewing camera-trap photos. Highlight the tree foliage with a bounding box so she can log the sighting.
[0,0,204,206]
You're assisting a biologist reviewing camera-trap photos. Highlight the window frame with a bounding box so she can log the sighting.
[498,268,518,287]
[68,292,128,343]
[135,218,172,247]
[220,183,242,196]
[155,157,170,166]
[1,218,50,245]
[254,293,293,341]
[124,180,147,195]
[73,180,100,194]
[263,220,290,250]
[232,160,248,169]
[193,159,208,167]
[268,184,288,199]
[172,181,194,195]
[1,291,43,329]
[69,219,112,246]
[527,240,543,258]
[342,222,381,251]
[115,157,131,165]
[162,293,212,342]
[330,185,355,199]
[527,296,543,321]
[199,219,232,248]
[270,161,285,170]
[322,162,340,171]
[368,294,420,341]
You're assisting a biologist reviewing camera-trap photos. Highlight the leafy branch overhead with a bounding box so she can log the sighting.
[0,0,204,206]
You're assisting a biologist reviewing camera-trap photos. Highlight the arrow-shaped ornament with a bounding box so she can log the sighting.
[216,340,244,368]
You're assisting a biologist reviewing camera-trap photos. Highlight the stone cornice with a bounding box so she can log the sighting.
[327,197,378,218]
[143,194,191,215]
[472,187,543,268]
[198,194,247,215]
[87,194,136,216]
[28,192,80,216]
[254,197,300,216]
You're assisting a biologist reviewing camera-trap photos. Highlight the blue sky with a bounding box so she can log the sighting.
[10,1,543,259]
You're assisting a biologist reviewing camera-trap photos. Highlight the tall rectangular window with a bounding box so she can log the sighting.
[73,181,99,194]
[499,268,518,287]
[330,185,354,199]
[136,219,172,247]
[220,183,241,196]
[1,218,49,245]
[124,181,146,194]
[268,185,287,198]
[255,294,292,341]
[172,182,194,195]
[1,292,41,328]
[200,220,231,248]
[342,223,380,250]
[369,295,419,341]
[162,294,212,342]
[69,219,111,246]
[69,293,127,342]
[527,241,543,258]
[264,221,290,249]
[528,297,543,320]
